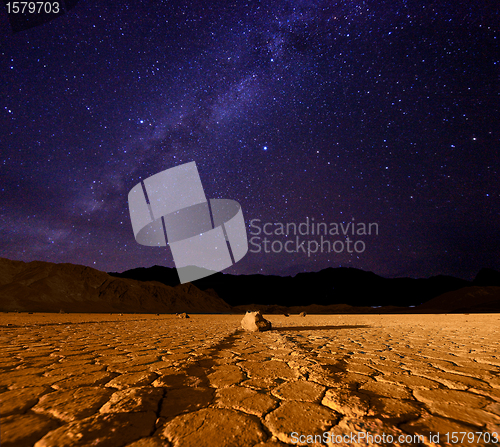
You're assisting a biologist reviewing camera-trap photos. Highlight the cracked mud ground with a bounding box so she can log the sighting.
[1,314,500,447]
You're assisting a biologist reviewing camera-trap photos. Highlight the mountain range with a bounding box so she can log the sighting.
[1,256,499,314]
[109,265,500,309]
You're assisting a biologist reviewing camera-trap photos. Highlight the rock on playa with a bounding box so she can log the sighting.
[241,311,272,332]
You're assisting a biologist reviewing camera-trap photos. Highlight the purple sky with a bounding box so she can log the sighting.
[1,1,499,280]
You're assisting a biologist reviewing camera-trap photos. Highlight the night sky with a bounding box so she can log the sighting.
[1,1,499,280]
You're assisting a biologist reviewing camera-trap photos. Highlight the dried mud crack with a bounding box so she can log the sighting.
[0,313,500,446]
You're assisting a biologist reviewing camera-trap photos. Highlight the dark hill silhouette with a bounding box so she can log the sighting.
[417,286,500,313]
[108,265,492,309]
[472,268,500,287]
[0,257,231,313]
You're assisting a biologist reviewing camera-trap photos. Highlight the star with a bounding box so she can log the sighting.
[0,0,497,280]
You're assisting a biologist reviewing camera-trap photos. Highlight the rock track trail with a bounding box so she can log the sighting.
[0,313,500,446]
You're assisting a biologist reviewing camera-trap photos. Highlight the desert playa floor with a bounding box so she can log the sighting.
[1,314,500,447]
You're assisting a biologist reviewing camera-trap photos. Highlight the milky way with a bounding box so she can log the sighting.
[1,1,499,279]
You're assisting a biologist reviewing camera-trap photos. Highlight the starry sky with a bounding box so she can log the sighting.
[1,0,499,280]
